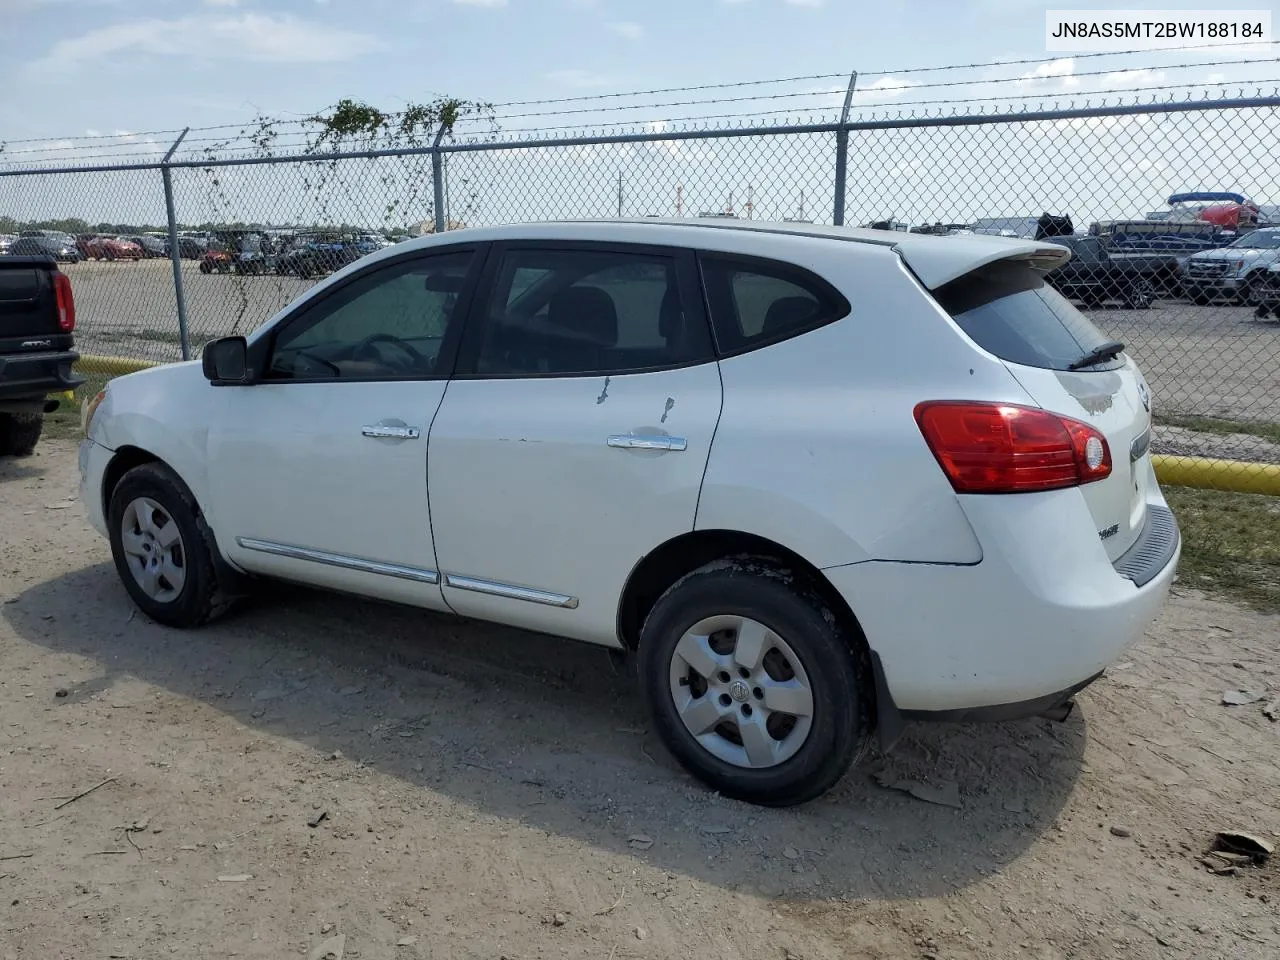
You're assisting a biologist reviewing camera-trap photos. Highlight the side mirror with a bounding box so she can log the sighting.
[202,336,250,384]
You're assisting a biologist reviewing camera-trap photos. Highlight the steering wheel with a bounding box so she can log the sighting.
[351,333,429,370]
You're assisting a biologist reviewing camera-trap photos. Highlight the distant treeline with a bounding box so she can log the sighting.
[0,216,417,237]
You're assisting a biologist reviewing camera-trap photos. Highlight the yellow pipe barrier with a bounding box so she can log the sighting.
[1153,454,1280,496]
[75,354,163,376]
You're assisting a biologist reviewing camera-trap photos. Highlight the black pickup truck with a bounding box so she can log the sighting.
[0,256,84,456]
[1042,235,1178,310]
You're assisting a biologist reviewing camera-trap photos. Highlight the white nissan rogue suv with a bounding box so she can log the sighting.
[79,219,1180,806]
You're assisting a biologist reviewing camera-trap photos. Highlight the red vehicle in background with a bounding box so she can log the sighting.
[77,235,144,261]
[198,245,235,274]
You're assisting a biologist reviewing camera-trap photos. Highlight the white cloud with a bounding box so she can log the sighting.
[204,0,239,6]
[547,68,611,88]
[32,14,384,70]
[1015,57,1081,90]
[609,21,643,40]
[859,76,914,96]
[1100,68,1167,89]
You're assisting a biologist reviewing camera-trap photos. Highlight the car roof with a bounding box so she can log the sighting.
[386,217,1069,289]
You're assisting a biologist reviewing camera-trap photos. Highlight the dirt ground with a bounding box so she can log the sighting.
[1,440,1278,960]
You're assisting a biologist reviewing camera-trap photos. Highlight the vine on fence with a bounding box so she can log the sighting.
[192,95,495,335]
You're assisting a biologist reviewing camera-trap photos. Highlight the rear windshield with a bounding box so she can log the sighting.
[932,259,1123,371]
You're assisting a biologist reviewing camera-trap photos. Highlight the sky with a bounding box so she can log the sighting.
[2,0,1277,141]
[1,0,1278,229]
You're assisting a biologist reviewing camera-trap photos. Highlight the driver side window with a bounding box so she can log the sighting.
[266,251,474,381]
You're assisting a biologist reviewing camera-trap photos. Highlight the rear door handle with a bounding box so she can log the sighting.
[361,422,420,441]
[607,434,687,451]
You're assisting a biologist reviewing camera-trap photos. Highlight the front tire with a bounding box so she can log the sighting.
[638,558,873,806]
[0,412,43,456]
[107,463,235,628]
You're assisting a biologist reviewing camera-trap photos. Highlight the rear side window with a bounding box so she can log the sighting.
[932,259,1122,371]
[699,254,849,355]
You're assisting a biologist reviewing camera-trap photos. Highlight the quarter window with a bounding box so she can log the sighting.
[699,254,850,354]
[265,252,473,381]
[472,247,709,376]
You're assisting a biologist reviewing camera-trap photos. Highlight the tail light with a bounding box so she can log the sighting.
[53,271,76,332]
[914,401,1112,494]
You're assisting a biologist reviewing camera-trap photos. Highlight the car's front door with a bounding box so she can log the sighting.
[427,240,724,645]
[205,246,482,610]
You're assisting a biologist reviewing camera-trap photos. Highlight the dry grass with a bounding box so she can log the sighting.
[1164,485,1280,613]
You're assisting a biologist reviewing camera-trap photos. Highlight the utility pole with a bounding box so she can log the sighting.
[617,171,624,218]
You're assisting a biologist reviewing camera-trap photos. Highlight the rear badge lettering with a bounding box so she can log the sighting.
[21,339,52,349]
[1098,523,1119,540]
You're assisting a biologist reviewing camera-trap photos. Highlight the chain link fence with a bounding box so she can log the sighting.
[3,93,1279,489]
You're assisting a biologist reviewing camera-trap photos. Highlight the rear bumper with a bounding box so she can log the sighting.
[899,670,1103,723]
[0,349,84,402]
[825,483,1179,714]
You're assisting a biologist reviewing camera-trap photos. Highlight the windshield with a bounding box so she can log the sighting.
[1230,230,1280,249]
[933,259,1123,372]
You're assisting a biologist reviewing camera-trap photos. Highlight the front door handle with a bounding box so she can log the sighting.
[361,422,420,441]
[607,433,687,452]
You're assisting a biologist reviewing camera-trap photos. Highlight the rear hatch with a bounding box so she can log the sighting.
[931,255,1154,561]
[0,258,67,355]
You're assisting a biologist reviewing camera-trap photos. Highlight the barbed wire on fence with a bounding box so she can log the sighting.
[2,65,1280,485]
[6,40,1280,168]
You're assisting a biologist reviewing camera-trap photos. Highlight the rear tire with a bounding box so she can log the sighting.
[1123,277,1155,310]
[107,462,236,628]
[638,557,873,806]
[0,412,44,457]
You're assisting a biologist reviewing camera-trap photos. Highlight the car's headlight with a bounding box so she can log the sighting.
[81,387,107,438]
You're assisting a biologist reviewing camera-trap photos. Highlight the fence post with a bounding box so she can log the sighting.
[161,128,192,361]
[832,71,858,227]
[431,122,448,234]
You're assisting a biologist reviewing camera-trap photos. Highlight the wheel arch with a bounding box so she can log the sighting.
[101,443,248,591]
[616,528,900,745]
[100,444,161,520]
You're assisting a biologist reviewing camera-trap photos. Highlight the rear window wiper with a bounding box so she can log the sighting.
[1068,340,1125,370]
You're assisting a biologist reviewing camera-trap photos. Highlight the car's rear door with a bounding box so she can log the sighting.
[426,240,723,646]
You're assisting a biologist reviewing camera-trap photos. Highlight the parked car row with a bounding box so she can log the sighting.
[196,231,406,278]
[1,227,412,275]
[4,230,84,262]
[1042,227,1280,310]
